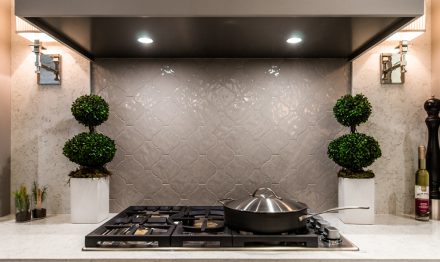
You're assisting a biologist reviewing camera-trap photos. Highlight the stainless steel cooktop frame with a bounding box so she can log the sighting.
[82,234,359,251]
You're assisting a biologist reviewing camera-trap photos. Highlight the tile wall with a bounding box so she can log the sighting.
[93,59,349,211]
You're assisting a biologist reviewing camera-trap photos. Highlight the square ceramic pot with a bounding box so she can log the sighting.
[70,178,109,224]
[15,211,31,223]
[32,208,46,219]
[338,177,375,224]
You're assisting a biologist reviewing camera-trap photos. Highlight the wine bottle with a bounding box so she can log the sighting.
[415,145,430,221]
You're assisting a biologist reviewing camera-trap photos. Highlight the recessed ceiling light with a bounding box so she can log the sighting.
[137,37,154,44]
[286,37,302,44]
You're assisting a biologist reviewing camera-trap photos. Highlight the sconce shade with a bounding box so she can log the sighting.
[15,17,55,42]
[387,13,426,41]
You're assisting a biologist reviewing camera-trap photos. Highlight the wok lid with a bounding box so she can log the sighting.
[222,187,308,213]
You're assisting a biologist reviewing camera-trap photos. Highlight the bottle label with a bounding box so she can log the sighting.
[415,185,429,214]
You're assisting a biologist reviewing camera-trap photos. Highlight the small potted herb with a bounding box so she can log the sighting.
[32,182,48,219]
[328,94,381,224]
[14,185,31,223]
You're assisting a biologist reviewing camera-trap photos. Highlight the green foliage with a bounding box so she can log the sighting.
[63,132,116,168]
[14,185,30,212]
[69,167,112,179]
[32,181,48,209]
[71,95,109,128]
[328,133,381,172]
[64,94,116,178]
[333,94,372,128]
[328,94,381,178]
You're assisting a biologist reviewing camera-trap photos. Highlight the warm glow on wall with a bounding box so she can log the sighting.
[387,13,426,41]
[15,17,55,42]
[387,31,424,41]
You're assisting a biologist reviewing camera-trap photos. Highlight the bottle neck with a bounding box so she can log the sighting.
[419,158,426,170]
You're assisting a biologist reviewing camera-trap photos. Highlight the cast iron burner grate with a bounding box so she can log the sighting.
[171,225,233,247]
[85,206,181,248]
[166,206,232,247]
[169,206,225,233]
[232,228,319,247]
[84,205,355,250]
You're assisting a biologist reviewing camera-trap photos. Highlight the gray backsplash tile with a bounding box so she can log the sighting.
[93,59,349,211]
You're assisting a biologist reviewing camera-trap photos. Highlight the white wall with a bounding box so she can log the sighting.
[352,0,432,215]
[10,1,90,213]
[433,0,440,96]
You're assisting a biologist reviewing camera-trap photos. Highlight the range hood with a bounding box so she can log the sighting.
[15,0,423,61]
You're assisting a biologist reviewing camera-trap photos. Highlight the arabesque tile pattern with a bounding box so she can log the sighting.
[93,59,349,212]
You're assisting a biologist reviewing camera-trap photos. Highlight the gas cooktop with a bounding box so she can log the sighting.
[83,206,358,251]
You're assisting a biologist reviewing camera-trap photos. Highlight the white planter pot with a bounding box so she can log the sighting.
[70,178,109,224]
[338,177,375,224]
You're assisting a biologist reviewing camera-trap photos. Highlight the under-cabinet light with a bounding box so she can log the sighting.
[387,31,424,41]
[138,37,154,44]
[16,17,55,42]
[387,11,426,41]
[286,37,302,44]
[15,17,61,85]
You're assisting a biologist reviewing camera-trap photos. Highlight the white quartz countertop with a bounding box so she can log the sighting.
[0,213,439,261]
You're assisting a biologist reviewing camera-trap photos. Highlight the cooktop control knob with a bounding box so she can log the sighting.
[324,226,341,240]
[314,218,324,229]
[316,220,330,233]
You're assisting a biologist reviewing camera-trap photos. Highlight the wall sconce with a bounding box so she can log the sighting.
[15,17,61,85]
[380,41,408,84]
[380,11,425,84]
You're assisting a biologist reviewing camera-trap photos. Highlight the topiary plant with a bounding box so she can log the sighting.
[71,95,109,132]
[327,94,381,178]
[63,95,116,178]
[333,94,372,133]
[63,132,116,167]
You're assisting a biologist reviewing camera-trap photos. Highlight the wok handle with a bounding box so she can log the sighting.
[252,187,282,199]
[298,206,370,222]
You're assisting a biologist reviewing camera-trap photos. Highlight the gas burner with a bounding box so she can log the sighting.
[237,226,309,236]
[117,206,182,226]
[232,226,319,247]
[169,206,225,233]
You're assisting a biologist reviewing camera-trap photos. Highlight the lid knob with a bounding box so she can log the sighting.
[252,187,282,199]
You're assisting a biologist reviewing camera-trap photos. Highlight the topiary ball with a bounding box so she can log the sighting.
[71,95,109,127]
[63,132,116,167]
[327,133,381,172]
[333,94,372,127]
